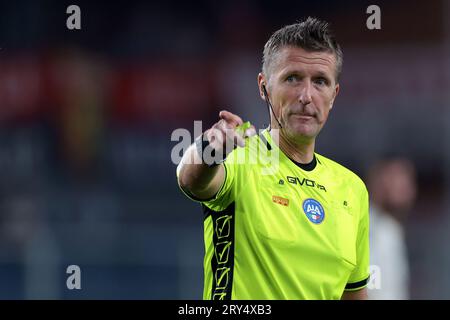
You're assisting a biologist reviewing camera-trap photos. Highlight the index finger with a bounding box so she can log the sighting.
[219,110,243,128]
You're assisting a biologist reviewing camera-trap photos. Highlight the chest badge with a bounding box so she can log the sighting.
[302,198,325,224]
[272,195,289,206]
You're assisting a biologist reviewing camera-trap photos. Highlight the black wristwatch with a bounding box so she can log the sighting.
[195,133,226,167]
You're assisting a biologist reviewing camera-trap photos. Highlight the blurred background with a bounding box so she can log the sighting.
[0,0,448,299]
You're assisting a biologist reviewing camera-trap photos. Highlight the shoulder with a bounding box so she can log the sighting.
[315,153,367,194]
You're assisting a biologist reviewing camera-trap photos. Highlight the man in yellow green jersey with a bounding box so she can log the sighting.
[176,17,369,300]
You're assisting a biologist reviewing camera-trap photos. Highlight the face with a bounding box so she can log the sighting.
[259,46,339,142]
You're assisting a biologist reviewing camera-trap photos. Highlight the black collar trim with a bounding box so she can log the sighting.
[290,154,317,171]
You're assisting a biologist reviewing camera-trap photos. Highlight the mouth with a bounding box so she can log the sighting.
[291,114,314,121]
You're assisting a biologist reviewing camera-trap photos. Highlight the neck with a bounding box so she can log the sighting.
[270,128,315,164]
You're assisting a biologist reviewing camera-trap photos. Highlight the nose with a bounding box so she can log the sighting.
[299,81,312,105]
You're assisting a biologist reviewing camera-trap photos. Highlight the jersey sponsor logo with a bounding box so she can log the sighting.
[286,176,327,192]
[272,195,289,206]
[302,198,325,224]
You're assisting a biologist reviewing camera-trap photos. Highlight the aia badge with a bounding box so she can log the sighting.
[302,198,325,224]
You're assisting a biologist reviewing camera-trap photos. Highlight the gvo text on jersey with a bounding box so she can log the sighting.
[286,176,327,192]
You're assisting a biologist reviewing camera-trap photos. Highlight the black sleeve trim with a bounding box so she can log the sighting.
[345,276,369,290]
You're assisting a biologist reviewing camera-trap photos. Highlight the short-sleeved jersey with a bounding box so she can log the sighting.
[177,129,370,300]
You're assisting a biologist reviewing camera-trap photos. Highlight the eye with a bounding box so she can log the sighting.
[314,77,328,86]
[286,75,298,83]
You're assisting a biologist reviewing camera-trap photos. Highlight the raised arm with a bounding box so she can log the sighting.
[177,110,255,200]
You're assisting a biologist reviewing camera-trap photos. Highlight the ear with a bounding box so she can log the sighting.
[330,83,340,110]
[257,73,266,100]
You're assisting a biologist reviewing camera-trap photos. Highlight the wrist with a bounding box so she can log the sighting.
[195,132,226,167]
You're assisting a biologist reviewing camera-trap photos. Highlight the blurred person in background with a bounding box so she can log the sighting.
[367,157,417,299]
[48,48,109,182]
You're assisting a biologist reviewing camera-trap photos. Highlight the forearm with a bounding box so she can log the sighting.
[177,143,224,200]
[341,288,368,300]
[177,110,254,200]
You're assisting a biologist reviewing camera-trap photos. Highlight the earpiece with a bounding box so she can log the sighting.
[262,84,268,99]
[261,84,283,129]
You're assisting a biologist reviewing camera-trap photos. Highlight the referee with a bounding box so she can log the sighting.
[177,17,369,300]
